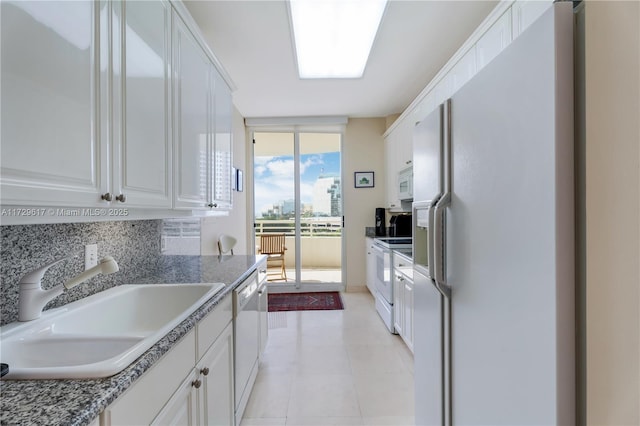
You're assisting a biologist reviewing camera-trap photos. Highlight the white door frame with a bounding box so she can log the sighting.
[248,122,346,292]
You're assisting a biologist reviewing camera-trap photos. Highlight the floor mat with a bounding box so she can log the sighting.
[268,291,344,312]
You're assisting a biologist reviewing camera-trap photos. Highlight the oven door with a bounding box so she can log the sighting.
[372,243,392,304]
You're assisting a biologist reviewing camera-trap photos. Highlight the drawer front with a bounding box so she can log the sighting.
[105,329,196,425]
[393,251,413,280]
[196,294,232,360]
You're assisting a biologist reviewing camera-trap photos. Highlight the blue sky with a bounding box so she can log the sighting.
[254,151,340,217]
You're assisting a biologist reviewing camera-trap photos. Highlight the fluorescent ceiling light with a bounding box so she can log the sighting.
[289,0,388,79]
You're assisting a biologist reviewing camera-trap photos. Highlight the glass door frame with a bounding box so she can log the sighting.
[249,124,346,292]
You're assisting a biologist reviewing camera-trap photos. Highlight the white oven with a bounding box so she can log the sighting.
[372,237,413,334]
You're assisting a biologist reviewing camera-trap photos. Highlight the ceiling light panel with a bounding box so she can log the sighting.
[290,0,388,79]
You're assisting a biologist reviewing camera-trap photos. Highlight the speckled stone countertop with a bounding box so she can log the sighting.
[0,255,266,426]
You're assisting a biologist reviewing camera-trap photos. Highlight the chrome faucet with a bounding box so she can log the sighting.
[18,255,120,321]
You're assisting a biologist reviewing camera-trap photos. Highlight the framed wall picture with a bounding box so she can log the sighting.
[354,171,374,188]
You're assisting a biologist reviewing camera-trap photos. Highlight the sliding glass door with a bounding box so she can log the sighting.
[252,130,343,291]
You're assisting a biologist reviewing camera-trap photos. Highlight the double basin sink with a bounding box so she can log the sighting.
[1,283,225,380]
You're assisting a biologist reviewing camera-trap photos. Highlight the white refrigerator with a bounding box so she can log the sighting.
[412,3,575,425]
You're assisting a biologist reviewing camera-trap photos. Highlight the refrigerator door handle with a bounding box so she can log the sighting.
[434,192,451,299]
[427,198,439,281]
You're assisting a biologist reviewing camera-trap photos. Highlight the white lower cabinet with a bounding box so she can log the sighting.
[198,322,235,426]
[393,274,404,337]
[102,329,197,425]
[365,238,377,296]
[402,278,414,351]
[392,252,414,352]
[152,323,234,426]
[102,294,235,426]
[151,369,199,426]
[257,263,269,358]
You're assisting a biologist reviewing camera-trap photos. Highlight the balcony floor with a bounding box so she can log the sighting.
[266,268,342,285]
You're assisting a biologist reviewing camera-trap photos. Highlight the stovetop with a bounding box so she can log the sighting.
[373,237,413,249]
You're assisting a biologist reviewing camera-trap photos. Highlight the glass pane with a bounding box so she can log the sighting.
[299,133,342,284]
[253,132,295,282]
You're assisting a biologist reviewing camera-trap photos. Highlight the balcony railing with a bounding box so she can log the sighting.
[255,217,342,237]
[255,217,342,270]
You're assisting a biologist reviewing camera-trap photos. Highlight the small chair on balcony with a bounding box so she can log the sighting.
[259,234,287,281]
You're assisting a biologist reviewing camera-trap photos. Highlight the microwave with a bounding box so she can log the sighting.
[398,167,413,200]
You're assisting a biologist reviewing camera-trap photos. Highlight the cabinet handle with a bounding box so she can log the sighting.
[101,193,112,202]
[115,193,126,203]
[200,367,209,376]
[207,202,218,208]
[192,379,202,389]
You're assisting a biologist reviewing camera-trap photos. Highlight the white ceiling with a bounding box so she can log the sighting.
[184,0,498,119]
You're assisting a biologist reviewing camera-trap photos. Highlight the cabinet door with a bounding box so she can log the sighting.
[258,281,269,357]
[0,0,106,206]
[113,0,172,208]
[476,8,513,71]
[211,69,233,209]
[199,323,235,426]
[398,124,413,169]
[385,138,400,210]
[151,370,199,426]
[449,47,477,94]
[393,274,403,335]
[104,330,196,425]
[365,238,377,295]
[403,280,414,352]
[173,13,210,210]
[511,0,553,38]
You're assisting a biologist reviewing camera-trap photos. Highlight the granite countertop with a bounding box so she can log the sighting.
[0,254,266,426]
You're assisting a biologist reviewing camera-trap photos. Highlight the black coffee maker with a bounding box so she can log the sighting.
[375,207,386,236]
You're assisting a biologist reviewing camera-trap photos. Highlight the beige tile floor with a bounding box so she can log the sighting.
[240,291,415,426]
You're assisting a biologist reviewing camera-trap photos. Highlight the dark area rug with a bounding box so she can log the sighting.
[268,291,344,312]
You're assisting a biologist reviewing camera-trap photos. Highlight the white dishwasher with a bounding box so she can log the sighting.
[233,270,260,424]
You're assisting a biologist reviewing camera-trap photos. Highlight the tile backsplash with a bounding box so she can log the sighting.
[0,220,164,326]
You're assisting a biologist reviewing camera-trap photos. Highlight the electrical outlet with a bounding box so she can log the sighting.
[85,244,98,270]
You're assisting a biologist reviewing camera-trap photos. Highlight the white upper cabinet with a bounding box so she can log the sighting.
[172,12,210,210]
[385,136,400,211]
[386,117,413,211]
[112,0,172,208]
[173,11,233,211]
[212,69,233,209]
[449,46,477,94]
[476,8,512,71]
[1,0,233,218]
[511,0,553,38]
[0,0,105,207]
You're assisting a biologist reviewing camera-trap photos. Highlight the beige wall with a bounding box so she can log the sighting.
[202,114,388,294]
[343,118,387,292]
[200,106,249,255]
[584,1,640,424]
